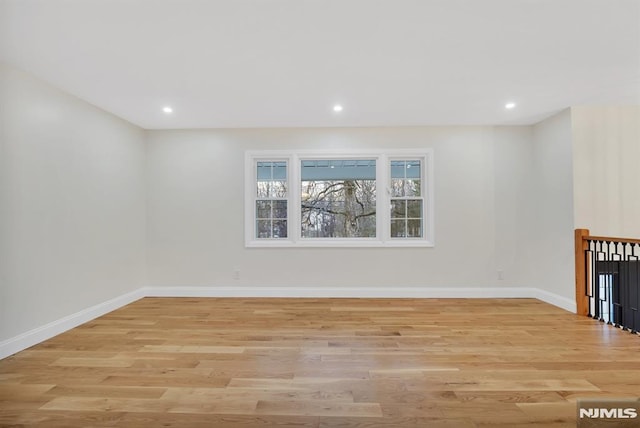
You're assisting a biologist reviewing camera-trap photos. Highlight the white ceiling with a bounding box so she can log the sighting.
[1,0,639,129]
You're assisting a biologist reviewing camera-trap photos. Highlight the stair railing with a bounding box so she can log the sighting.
[575,228,640,333]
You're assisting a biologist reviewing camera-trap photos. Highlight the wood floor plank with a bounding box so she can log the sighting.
[45,385,167,399]
[515,401,575,419]
[161,386,355,403]
[1,297,639,427]
[50,357,134,368]
[99,373,230,388]
[0,410,125,428]
[255,400,383,417]
[0,383,55,399]
[119,412,321,428]
[39,396,171,413]
[318,417,477,428]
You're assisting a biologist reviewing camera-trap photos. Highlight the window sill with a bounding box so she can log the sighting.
[245,239,435,248]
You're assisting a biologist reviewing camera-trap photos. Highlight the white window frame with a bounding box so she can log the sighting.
[245,149,434,248]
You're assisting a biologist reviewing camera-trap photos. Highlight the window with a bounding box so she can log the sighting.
[255,161,288,239]
[245,150,433,247]
[390,160,423,238]
[301,159,376,238]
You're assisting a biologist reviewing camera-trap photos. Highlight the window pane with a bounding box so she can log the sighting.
[405,179,421,197]
[257,181,270,198]
[390,219,406,238]
[391,178,405,197]
[272,220,287,238]
[301,159,376,180]
[257,162,273,180]
[273,200,287,218]
[256,200,271,218]
[391,200,406,218]
[272,162,287,180]
[406,160,421,178]
[301,159,376,238]
[407,219,422,237]
[391,161,406,178]
[407,200,422,218]
[256,220,272,238]
[270,181,287,198]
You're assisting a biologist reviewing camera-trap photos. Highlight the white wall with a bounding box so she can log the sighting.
[492,126,533,283]
[0,64,147,342]
[572,106,640,238]
[145,126,534,291]
[513,109,575,300]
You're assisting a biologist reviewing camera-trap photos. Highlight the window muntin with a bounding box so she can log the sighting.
[390,160,423,238]
[301,159,376,238]
[255,161,288,239]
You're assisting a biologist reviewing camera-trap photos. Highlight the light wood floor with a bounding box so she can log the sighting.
[1,298,639,427]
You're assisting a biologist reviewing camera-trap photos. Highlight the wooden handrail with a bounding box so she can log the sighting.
[583,235,640,245]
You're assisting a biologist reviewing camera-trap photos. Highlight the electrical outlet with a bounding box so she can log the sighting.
[233,268,240,280]
[497,270,504,280]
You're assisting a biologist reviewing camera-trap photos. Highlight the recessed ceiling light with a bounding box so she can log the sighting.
[333,104,343,113]
[162,106,173,114]
[505,102,516,110]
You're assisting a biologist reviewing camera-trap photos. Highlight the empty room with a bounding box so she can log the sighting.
[1,0,640,427]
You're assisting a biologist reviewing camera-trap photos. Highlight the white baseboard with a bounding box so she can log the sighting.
[146,286,574,310]
[0,288,146,360]
[1,285,575,360]
[533,288,576,313]
[145,285,537,299]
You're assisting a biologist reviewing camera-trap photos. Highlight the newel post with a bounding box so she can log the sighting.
[574,228,590,316]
